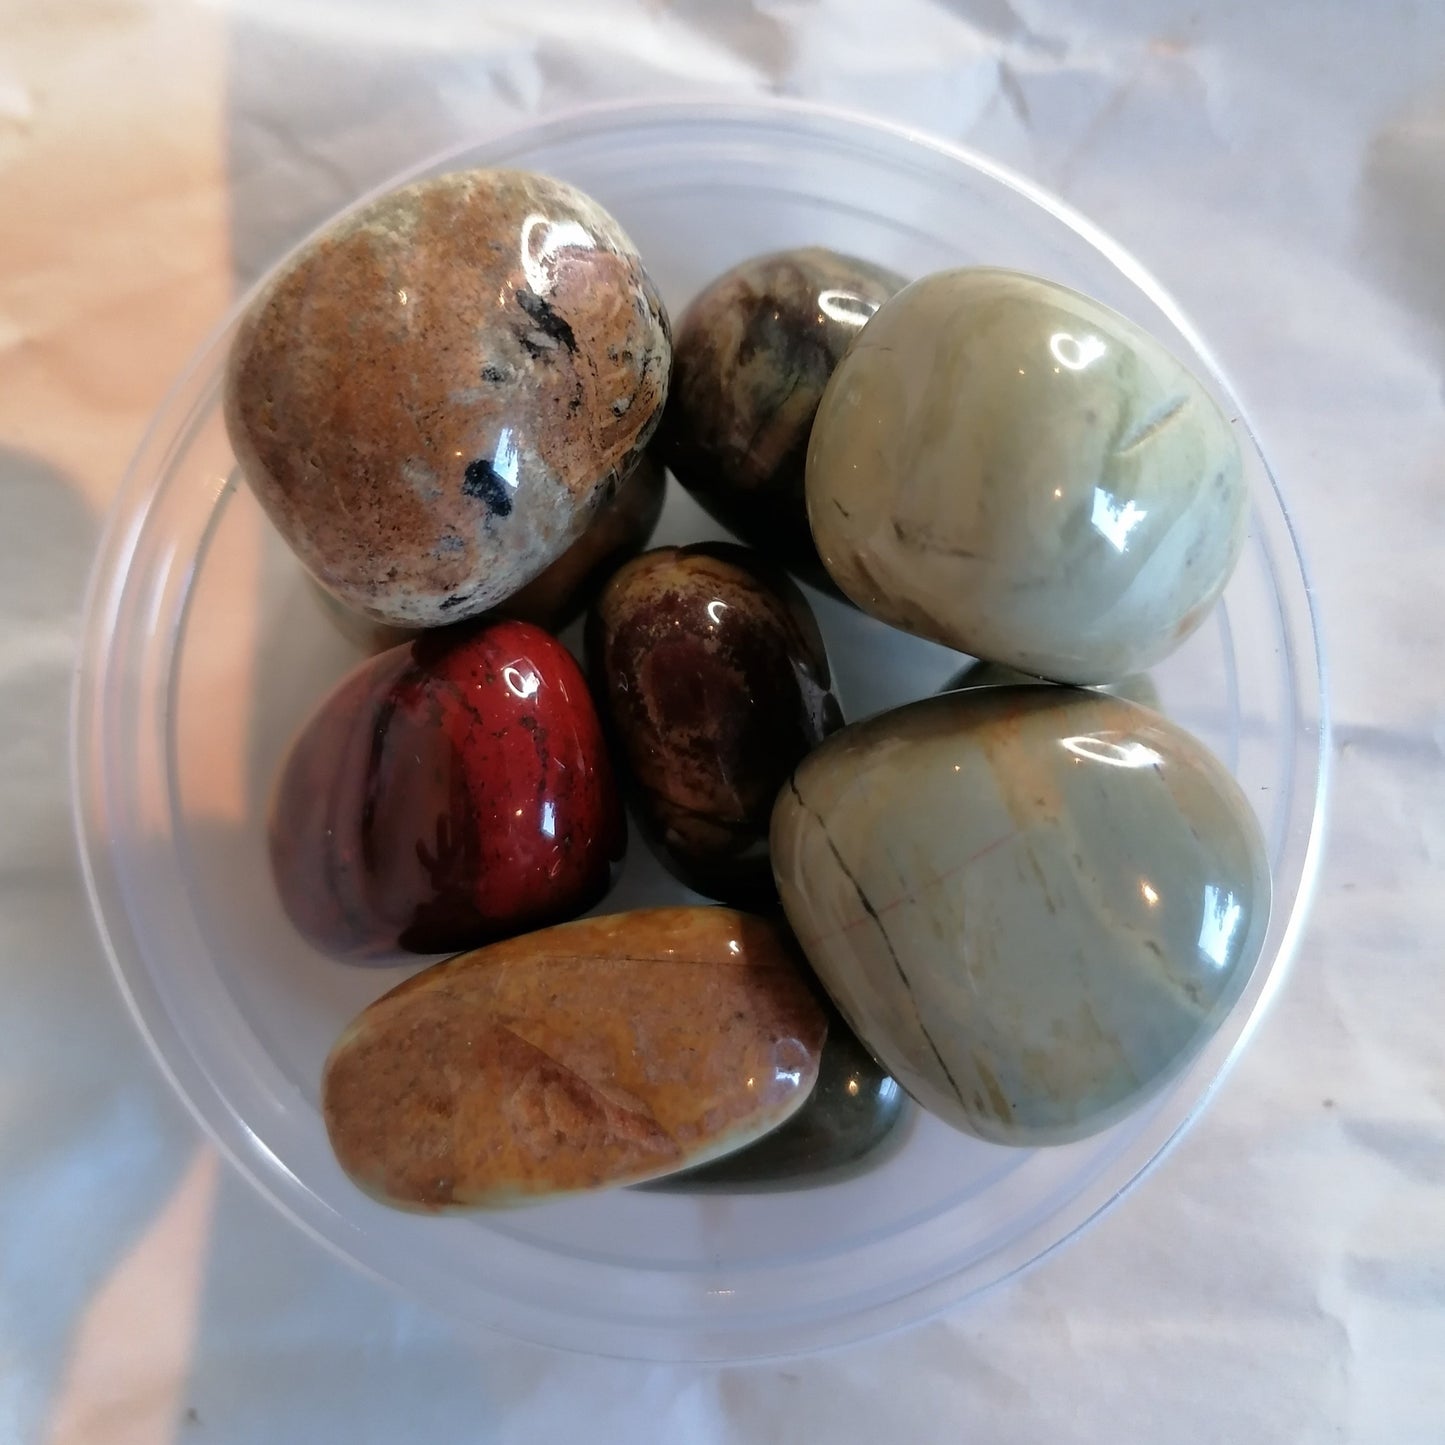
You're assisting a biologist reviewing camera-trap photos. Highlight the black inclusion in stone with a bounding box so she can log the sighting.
[515,288,578,352]
[461,458,513,516]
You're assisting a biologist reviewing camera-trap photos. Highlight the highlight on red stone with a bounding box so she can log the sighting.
[269,618,624,958]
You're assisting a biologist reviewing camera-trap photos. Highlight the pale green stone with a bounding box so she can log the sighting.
[805,268,1247,684]
[770,686,1270,1146]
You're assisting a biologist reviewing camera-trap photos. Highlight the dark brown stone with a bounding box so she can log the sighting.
[586,543,842,903]
[656,247,903,581]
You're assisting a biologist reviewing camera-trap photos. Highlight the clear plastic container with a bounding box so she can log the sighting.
[71,99,1329,1362]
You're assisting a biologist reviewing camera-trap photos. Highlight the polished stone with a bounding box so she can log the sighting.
[322,907,828,1209]
[806,268,1247,683]
[270,619,623,958]
[771,686,1270,1145]
[226,168,671,627]
[587,542,841,903]
[647,1004,908,1191]
[658,247,903,580]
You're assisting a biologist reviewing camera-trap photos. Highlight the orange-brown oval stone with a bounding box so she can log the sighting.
[225,168,671,627]
[322,907,827,1209]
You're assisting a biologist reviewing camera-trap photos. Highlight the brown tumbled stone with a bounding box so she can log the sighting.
[322,907,827,1209]
[225,168,671,627]
[657,247,903,579]
[586,543,842,904]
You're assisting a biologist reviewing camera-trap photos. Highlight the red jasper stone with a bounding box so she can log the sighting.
[269,619,624,957]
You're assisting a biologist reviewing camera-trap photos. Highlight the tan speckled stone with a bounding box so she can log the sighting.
[225,168,671,627]
[322,907,827,1209]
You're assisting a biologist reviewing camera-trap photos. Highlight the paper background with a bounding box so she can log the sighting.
[2,1,1443,1440]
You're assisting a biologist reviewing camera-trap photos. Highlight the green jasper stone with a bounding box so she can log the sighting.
[771,685,1270,1146]
[806,267,1247,684]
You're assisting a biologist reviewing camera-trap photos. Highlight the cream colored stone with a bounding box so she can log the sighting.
[806,268,1247,683]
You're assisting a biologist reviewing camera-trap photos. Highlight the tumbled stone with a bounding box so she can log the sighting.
[322,907,828,1208]
[587,543,841,903]
[807,268,1247,683]
[270,618,622,958]
[658,247,903,579]
[771,686,1270,1145]
[226,168,671,627]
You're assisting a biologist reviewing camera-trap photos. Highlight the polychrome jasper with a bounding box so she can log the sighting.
[771,686,1270,1145]
[587,543,842,903]
[658,247,904,578]
[322,907,828,1208]
[226,168,671,627]
[806,268,1246,683]
[270,619,622,958]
